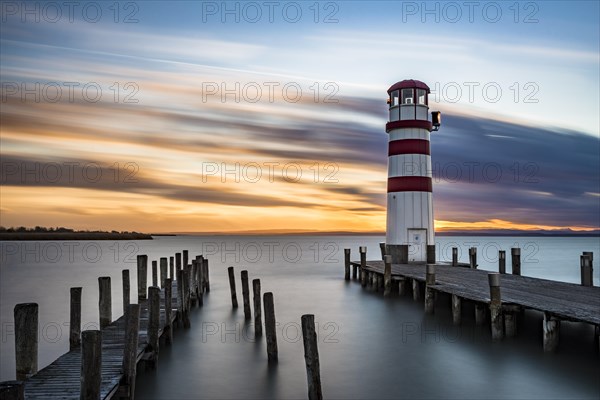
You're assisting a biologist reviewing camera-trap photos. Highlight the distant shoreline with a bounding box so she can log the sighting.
[0,232,153,241]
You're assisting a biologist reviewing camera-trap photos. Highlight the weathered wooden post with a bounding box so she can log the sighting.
[412,279,421,301]
[384,255,392,297]
[98,277,112,329]
[452,247,458,267]
[148,286,160,366]
[379,242,386,260]
[580,254,593,286]
[344,248,351,281]
[203,258,210,292]
[0,381,24,400]
[137,254,148,300]
[253,279,262,337]
[499,250,506,274]
[122,270,130,316]
[164,278,173,344]
[176,269,184,325]
[196,256,204,307]
[160,257,168,288]
[504,306,518,338]
[475,304,486,325]
[175,252,182,276]
[469,247,477,269]
[359,246,367,287]
[424,264,436,314]
[169,256,174,279]
[14,303,38,380]
[183,250,189,269]
[80,330,101,399]
[70,287,82,350]
[543,312,560,352]
[263,292,278,363]
[190,260,197,306]
[152,261,158,287]
[511,248,521,276]
[488,273,503,340]
[301,314,323,400]
[121,303,140,399]
[241,270,252,320]
[451,294,461,325]
[228,266,238,308]
[182,267,191,328]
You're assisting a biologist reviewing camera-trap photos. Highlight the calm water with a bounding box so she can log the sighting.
[1,236,599,399]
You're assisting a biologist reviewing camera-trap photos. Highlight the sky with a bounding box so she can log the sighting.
[0,0,599,233]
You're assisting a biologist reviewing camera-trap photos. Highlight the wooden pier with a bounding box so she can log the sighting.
[1,253,209,400]
[347,246,599,351]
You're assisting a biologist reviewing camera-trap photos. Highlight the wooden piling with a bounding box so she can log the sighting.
[412,279,420,301]
[182,268,191,328]
[424,265,435,314]
[499,250,506,274]
[14,303,38,380]
[152,260,158,287]
[196,256,204,307]
[98,277,112,329]
[253,279,262,337]
[169,256,174,279]
[359,246,367,284]
[164,278,173,344]
[203,258,210,292]
[80,330,101,399]
[160,257,168,288]
[543,312,560,352]
[475,304,486,325]
[183,250,189,269]
[452,247,458,267]
[228,266,238,308]
[383,255,392,297]
[121,303,140,399]
[451,294,461,325]
[504,306,518,338]
[176,269,184,324]
[0,381,24,400]
[69,288,82,350]
[175,252,182,276]
[263,292,278,363]
[580,254,593,286]
[137,254,148,300]
[301,314,323,400]
[489,273,503,340]
[469,247,477,269]
[241,270,252,320]
[122,270,130,316]
[511,248,521,276]
[344,248,351,281]
[379,242,386,260]
[147,286,160,366]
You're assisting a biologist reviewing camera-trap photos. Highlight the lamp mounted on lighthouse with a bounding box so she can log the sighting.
[385,79,441,264]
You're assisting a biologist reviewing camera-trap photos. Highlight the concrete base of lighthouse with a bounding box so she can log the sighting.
[385,244,436,264]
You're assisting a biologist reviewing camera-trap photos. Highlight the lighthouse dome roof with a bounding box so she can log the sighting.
[387,79,430,93]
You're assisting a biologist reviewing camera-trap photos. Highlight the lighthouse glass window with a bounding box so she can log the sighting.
[401,89,414,104]
[391,90,399,106]
[417,89,427,105]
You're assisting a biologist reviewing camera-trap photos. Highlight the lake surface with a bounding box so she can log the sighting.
[1,235,599,399]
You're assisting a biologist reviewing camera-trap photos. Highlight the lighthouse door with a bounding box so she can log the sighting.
[408,229,427,263]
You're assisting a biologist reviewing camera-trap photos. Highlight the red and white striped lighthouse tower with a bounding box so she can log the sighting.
[385,79,440,264]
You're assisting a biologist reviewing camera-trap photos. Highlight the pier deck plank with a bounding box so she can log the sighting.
[352,261,600,325]
[22,281,184,400]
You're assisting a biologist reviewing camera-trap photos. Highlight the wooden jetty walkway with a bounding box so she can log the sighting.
[1,252,210,400]
[345,245,599,351]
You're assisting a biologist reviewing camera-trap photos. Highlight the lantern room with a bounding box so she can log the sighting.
[387,79,440,131]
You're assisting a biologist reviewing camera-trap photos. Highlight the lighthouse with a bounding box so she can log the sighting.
[385,80,441,264]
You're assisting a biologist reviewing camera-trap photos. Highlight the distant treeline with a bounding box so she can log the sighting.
[0,226,153,240]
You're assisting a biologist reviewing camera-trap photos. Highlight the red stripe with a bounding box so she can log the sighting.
[388,139,430,156]
[388,176,432,192]
[386,120,432,132]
